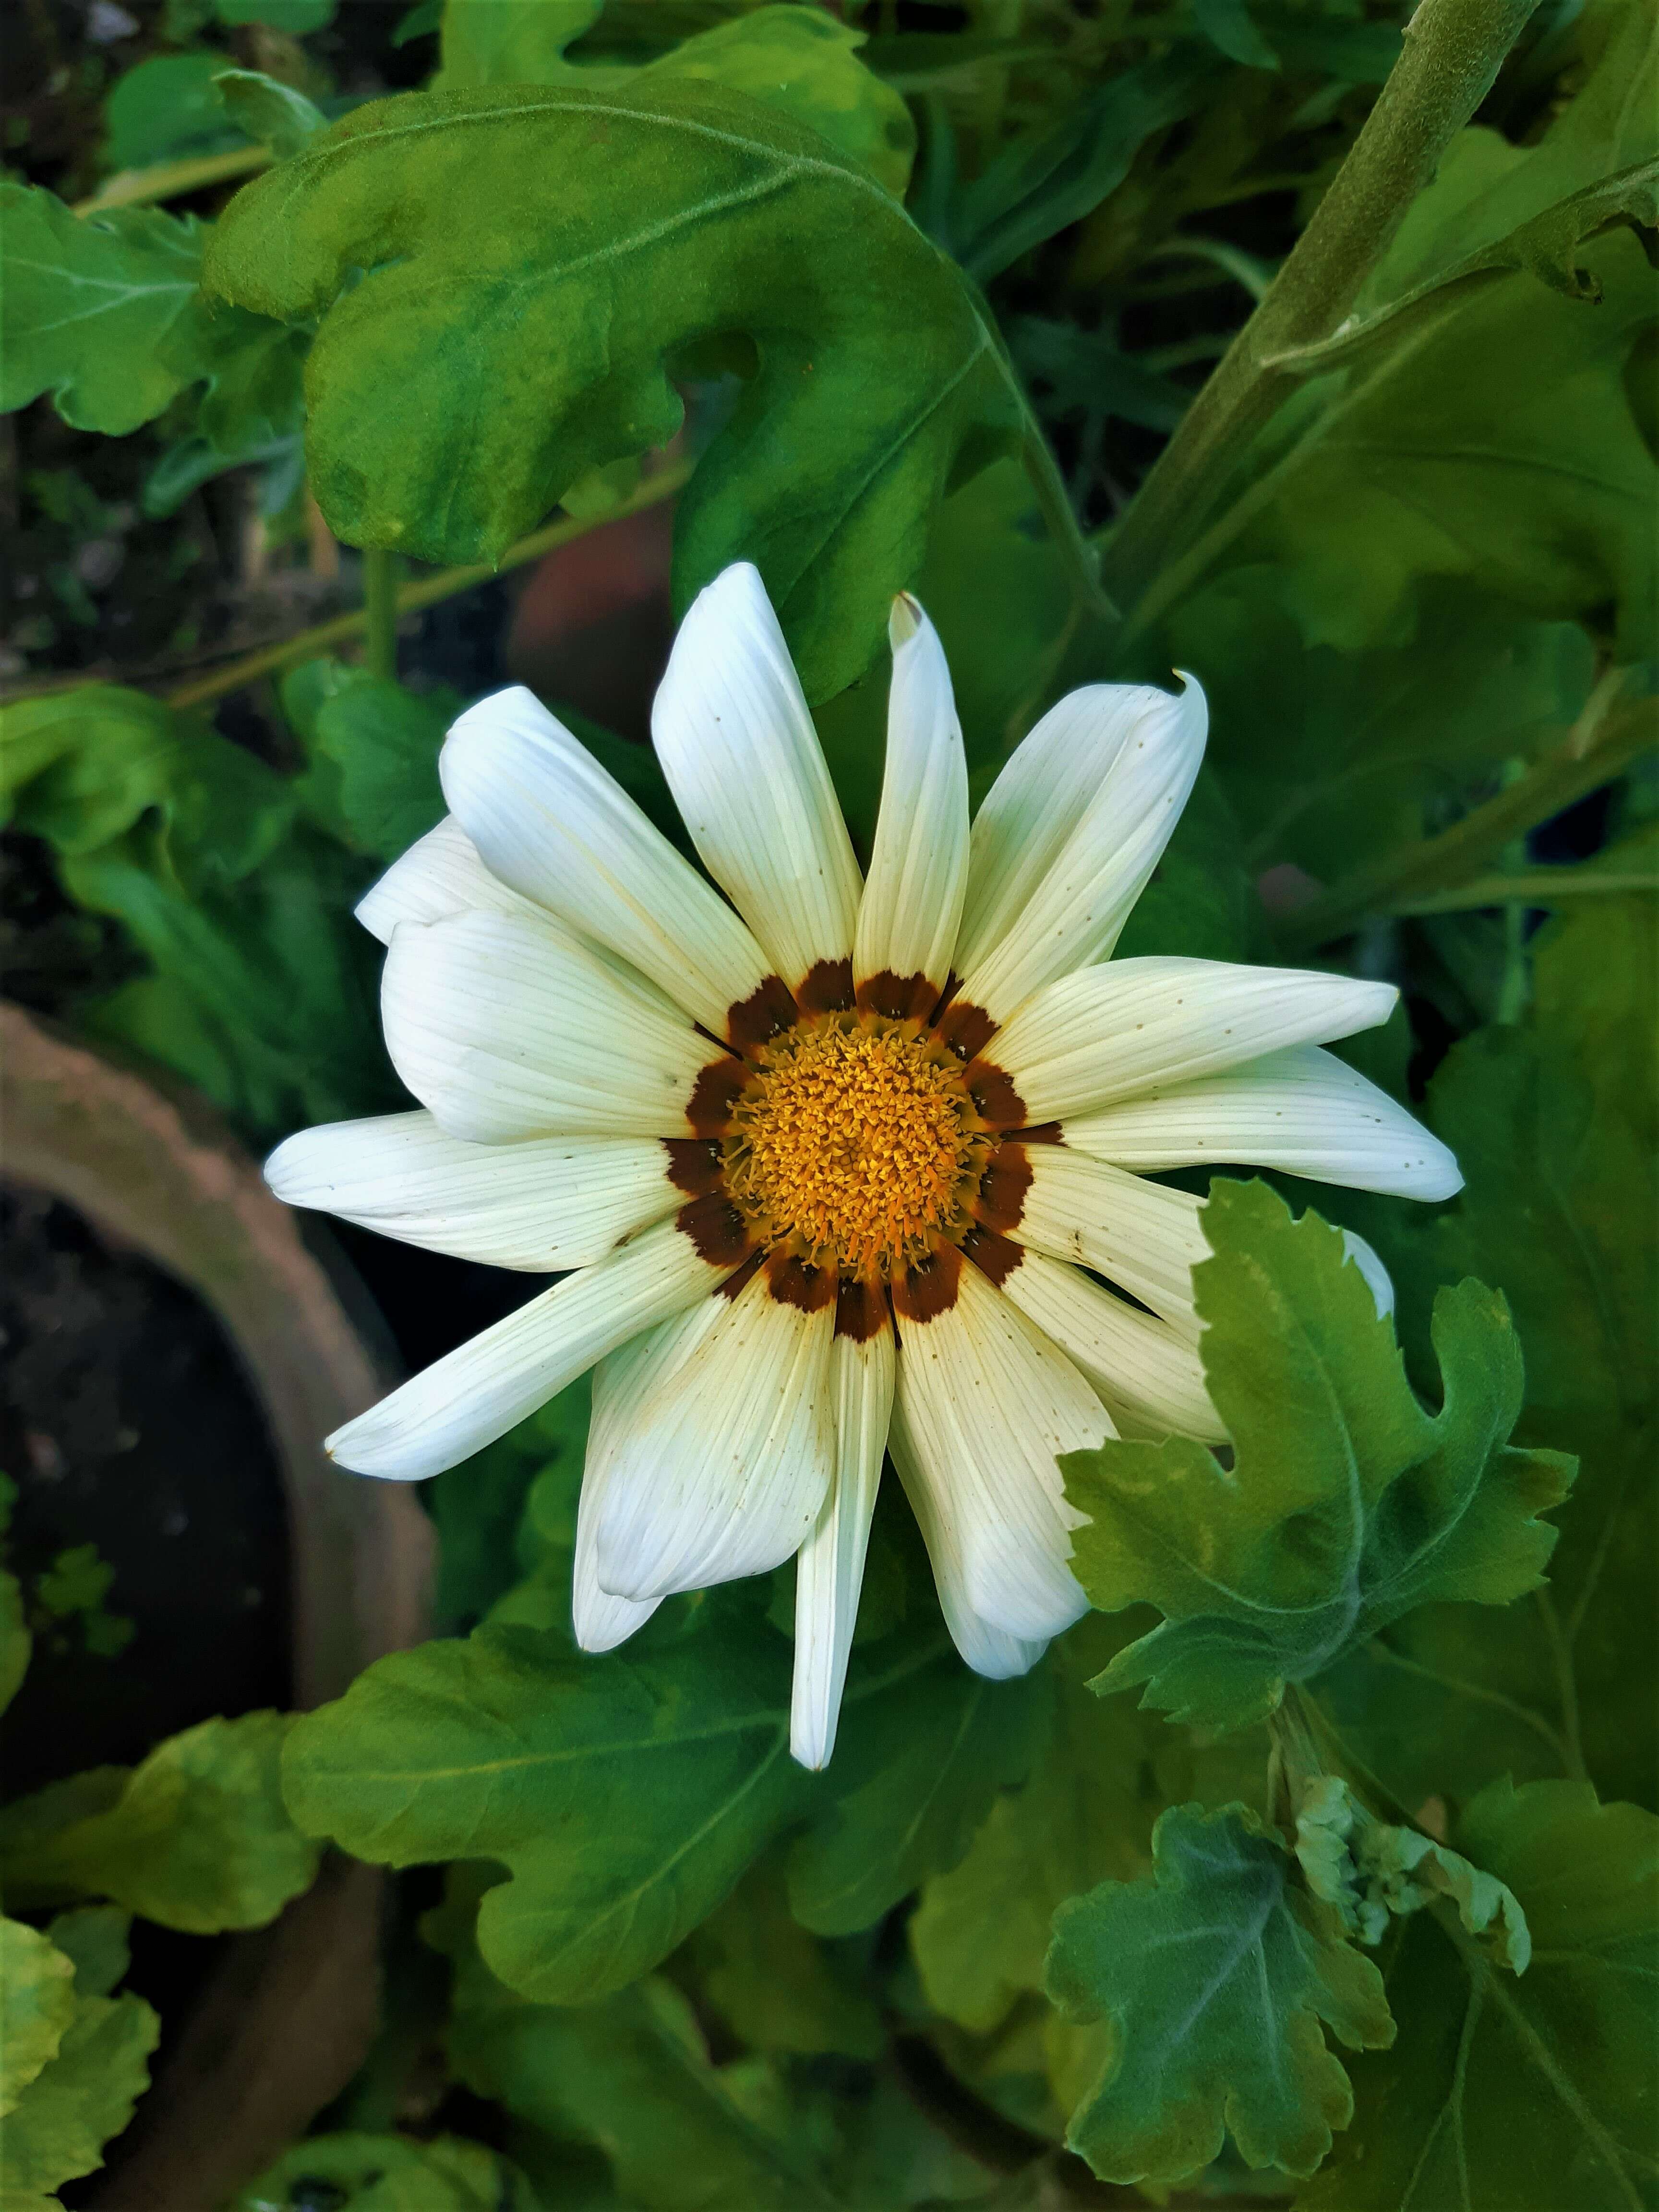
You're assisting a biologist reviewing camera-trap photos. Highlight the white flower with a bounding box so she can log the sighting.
[266,565,1459,1768]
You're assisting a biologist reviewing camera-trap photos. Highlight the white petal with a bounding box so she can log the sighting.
[381,909,713,1143]
[894,1263,1104,1641]
[999,1248,1225,1442]
[791,1326,894,1770]
[355,814,542,944]
[958,677,1206,1022]
[1343,1228,1396,1320]
[954,684,1164,977]
[852,596,968,1002]
[887,1392,1050,1681]
[1019,1147,1210,1342]
[593,1268,834,1603]
[991,958,1398,1125]
[325,1217,720,1481]
[572,1336,666,1654]
[1062,1044,1462,1201]
[651,563,861,990]
[264,1111,677,1272]
[440,685,769,1037]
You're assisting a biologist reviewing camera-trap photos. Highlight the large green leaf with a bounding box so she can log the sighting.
[1062,1179,1574,1732]
[1044,1803,1393,2184]
[0,1989,158,2206]
[285,1594,1041,2004]
[1323,880,1659,1813]
[1306,1779,1659,2211]
[440,0,915,196]
[0,1713,320,1934]
[236,2131,540,2212]
[203,78,1022,698]
[0,1921,75,2120]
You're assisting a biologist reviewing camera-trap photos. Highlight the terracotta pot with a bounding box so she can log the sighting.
[0,1003,433,2209]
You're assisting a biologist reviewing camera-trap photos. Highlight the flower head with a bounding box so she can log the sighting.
[267,564,1459,1767]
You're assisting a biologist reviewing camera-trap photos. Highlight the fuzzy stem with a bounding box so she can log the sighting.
[361,549,401,685]
[1098,0,1542,617]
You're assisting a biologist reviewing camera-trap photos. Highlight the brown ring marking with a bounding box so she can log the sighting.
[765,1248,837,1313]
[855,967,940,1024]
[972,1140,1032,1233]
[960,1221,1023,1287]
[964,1058,1027,1129]
[685,1055,749,1136]
[796,955,855,1014]
[932,995,997,1063]
[891,1238,963,1323]
[1021,1119,1064,1145]
[834,1273,891,1343]
[717,1250,765,1303]
[662,1136,725,1196]
[727,974,800,1055]
[676,1191,755,1269]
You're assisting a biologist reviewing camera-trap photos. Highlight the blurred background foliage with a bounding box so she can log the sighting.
[0,1,1654,2206]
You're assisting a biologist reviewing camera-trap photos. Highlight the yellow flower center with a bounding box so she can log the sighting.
[723,1014,988,1278]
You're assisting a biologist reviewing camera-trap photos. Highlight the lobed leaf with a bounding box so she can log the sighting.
[1063,1180,1574,1732]
[202,77,1022,698]
[0,1989,158,2206]
[0,1920,76,2119]
[1044,1802,1393,2183]
[1306,1779,1659,2210]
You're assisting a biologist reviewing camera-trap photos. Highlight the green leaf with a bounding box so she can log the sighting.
[1063,1181,1574,1732]
[33,1544,114,1621]
[0,186,205,435]
[0,1989,158,2204]
[433,1877,843,2212]
[910,1660,1154,2035]
[0,1569,30,1719]
[1306,1779,1659,2211]
[1294,1776,1529,1967]
[235,2131,539,2212]
[1322,883,1659,1812]
[951,53,1213,281]
[1044,1803,1394,2184]
[432,1380,593,1635]
[675,1859,882,2059]
[786,1645,1044,1937]
[103,53,250,172]
[213,68,328,157]
[1192,0,1279,72]
[0,1920,76,2118]
[0,1712,320,1933]
[44,1909,132,2002]
[436,0,915,196]
[204,79,1021,699]
[217,0,337,30]
[306,677,456,861]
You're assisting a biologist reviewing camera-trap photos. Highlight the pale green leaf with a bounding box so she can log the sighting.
[1294,1776,1529,1967]
[235,2130,539,2212]
[1044,1803,1394,2184]
[1306,1779,1659,2210]
[203,79,1020,699]
[0,1713,320,1933]
[0,1990,158,2204]
[213,69,328,158]
[1063,1180,1575,1732]
[0,1921,75,2119]
[679,1860,882,2059]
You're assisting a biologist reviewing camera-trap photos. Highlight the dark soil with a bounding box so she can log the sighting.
[0,1182,291,1799]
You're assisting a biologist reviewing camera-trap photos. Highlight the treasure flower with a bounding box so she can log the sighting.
[266,564,1459,1768]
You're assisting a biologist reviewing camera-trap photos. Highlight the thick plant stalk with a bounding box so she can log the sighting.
[361,546,401,684]
[1100,0,1542,615]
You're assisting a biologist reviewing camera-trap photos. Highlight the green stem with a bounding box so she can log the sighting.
[1495,757,1532,1026]
[1391,868,1659,916]
[1534,1589,1588,1781]
[1098,0,1541,617]
[74,144,272,215]
[162,459,693,712]
[361,548,401,685]
[1279,683,1658,951]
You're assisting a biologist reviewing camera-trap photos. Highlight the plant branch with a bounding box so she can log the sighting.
[1278,683,1658,950]
[1098,0,1542,616]
[1391,867,1659,916]
[74,145,272,216]
[361,548,401,684]
[163,459,693,712]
